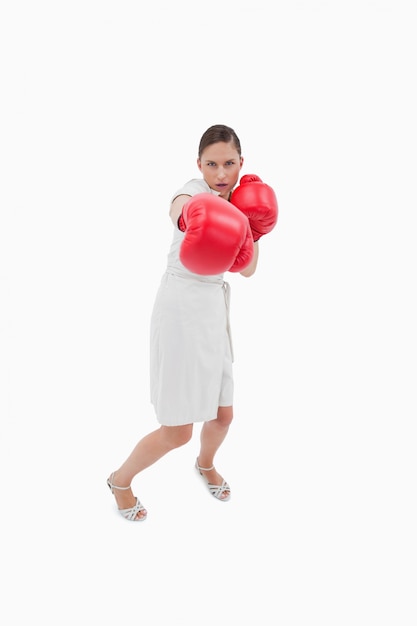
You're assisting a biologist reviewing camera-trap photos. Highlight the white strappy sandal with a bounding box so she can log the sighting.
[107,472,147,521]
[195,458,231,501]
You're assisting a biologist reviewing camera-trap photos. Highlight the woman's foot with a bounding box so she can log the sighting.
[107,472,147,521]
[195,459,231,501]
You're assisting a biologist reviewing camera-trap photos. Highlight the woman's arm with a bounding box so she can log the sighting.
[169,194,191,226]
[240,241,259,277]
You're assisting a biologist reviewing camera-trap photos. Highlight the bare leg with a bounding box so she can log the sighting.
[109,424,193,518]
[197,405,233,500]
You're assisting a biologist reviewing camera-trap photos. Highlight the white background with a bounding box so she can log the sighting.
[1,1,416,624]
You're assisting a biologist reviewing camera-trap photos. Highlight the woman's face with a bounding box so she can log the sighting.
[197,141,243,199]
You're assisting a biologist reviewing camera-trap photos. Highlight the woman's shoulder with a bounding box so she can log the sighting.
[171,178,218,201]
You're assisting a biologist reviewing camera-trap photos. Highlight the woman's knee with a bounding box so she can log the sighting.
[161,424,193,448]
[217,405,234,427]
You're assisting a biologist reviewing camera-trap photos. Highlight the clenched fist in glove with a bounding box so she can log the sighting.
[230,174,278,242]
[178,193,254,275]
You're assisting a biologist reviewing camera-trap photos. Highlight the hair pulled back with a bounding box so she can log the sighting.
[198,124,242,159]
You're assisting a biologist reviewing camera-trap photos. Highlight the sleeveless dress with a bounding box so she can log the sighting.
[150,179,234,426]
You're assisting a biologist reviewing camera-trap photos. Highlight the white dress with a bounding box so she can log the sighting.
[150,179,234,426]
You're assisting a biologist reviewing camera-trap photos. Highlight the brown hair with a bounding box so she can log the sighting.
[198,124,242,159]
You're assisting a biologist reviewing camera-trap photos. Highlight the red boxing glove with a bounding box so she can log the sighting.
[230,174,278,242]
[178,193,254,275]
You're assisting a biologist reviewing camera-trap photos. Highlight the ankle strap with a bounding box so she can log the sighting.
[110,482,131,490]
[196,459,214,472]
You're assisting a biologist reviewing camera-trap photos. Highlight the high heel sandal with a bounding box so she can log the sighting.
[195,458,231,501]
[107,472,147,521]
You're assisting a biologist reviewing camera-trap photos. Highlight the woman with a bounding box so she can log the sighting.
[107,124,277,521]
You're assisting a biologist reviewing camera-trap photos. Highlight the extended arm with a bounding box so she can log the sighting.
[170,194,191,226]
